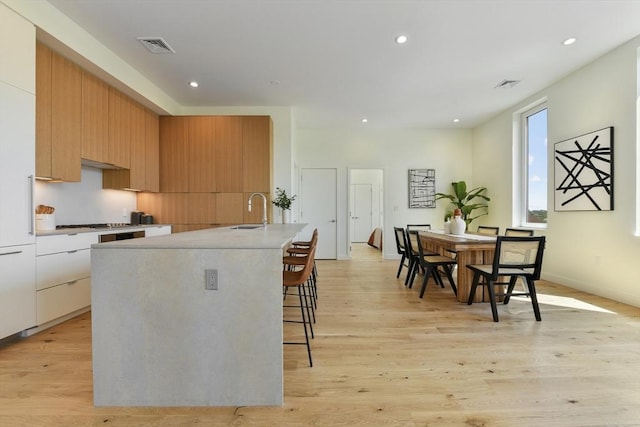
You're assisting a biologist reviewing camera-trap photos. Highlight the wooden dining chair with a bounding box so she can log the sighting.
[477,225,500,235]
[412,230,458,299]
[466,235,546,322]
[393,227,410,280]
[504,228,534,236]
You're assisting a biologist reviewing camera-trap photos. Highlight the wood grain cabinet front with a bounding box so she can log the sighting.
[36,43,82,181]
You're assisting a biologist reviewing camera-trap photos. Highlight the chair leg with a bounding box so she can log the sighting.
[301,284,314,338]
[467,273,480,305]
[298,286,313,366]
[396,254,406,278]
[418,265,432,298]
[526,278,542,321]
[406,259,417,288]
[503,276,518,304]
[487,280,500,322]
[443,265,458,296]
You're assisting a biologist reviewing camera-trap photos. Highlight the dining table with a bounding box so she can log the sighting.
[418,229,497,303]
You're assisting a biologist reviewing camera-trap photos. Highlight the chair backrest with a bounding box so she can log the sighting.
[406,230,420,256]
[393,227,407,255]
[406,224,431,232]
[477,226,500,236]
[504,228,534,237]
[491,236,546,280]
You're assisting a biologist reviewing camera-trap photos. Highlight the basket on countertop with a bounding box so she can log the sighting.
[35,204,56,231]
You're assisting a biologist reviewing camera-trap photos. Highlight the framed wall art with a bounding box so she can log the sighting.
[408,169,436,208]
[554,126,613,211]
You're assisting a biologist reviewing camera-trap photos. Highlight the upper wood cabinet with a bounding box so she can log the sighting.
[107,87,131,169]
[215,116,243,193]
[144,109,160,192]
[159,116,188,192]
[188,116,216,192]
[242,116,271,193]
[35,43,81,182]
[103,103,159,192]
[81,71,109,164]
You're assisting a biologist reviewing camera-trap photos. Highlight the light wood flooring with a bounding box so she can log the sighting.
[1,243,639,426]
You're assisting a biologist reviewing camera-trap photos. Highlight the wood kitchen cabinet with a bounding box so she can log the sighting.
[36,43,82,182]
[140,115,272,232]
[159,116,188,192]
[242,116,271,193]
[81,71,109,164]
[188,116,216,192]
[145,109,160,192]
[215,116,243,193]
[107,87,131,169]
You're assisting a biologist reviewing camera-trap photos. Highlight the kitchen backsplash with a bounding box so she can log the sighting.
[35,166,137,225]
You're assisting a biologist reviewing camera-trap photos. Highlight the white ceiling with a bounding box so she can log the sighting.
[44,0,640,129]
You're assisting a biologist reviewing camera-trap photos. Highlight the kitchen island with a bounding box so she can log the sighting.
[91,223,307,407]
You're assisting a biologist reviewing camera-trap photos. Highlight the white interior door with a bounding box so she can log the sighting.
[300,168,337,259]
[352,184,372,242]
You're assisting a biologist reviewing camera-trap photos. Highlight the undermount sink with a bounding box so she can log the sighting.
[230,225,263,230]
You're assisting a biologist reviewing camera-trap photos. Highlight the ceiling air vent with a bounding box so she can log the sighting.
[494,79,520,89]
[137,37,175,54]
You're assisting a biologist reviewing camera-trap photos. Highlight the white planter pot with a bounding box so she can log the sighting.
[450,216,466,235]
[281,209,291,224]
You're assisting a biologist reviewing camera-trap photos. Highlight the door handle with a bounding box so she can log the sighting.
[329,219,336,223]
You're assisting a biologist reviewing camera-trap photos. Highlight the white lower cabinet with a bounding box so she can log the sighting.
[37,277,91,325]
[34,232,98,328]
[0,244,36,338]
[144,225,171,237]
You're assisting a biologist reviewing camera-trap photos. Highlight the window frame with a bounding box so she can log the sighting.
[518,100,548,229]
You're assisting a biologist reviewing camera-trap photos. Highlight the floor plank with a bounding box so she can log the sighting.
[1,243,638,426]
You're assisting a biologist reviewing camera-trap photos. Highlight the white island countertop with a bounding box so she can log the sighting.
[91,223,306,250]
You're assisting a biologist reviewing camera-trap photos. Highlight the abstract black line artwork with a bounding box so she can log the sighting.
[408,169,436,208]
[554,127,613,211]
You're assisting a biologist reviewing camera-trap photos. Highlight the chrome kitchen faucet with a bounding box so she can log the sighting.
[248,192,268,228]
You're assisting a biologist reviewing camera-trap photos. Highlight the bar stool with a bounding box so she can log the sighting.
[283,246,316,367]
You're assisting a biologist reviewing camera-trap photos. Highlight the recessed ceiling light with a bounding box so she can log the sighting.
[270,80,280,86]
[453,118,460,123]
[189,81,199,88]
[361,118,368,123]
[395,35,408,44]
[563,37,577,46]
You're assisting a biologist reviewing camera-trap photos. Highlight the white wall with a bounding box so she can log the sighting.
[35,166,137,225]
[473,35,640,307]
[296,128,473,259]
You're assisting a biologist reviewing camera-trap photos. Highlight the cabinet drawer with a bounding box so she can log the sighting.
[37,232,98,255]
[36,277,90,325]
[36,248,90,290]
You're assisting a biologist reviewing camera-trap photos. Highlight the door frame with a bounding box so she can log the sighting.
[347,167,385,258]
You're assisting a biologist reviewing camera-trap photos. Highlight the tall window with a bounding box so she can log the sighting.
[522,103,547,225]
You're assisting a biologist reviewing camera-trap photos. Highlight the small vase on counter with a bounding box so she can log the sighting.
[450,208,466,235]
[282,209,291,224]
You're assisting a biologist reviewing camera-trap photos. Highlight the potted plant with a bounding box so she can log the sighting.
[435,181,490,226]
[272,187,296,223]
